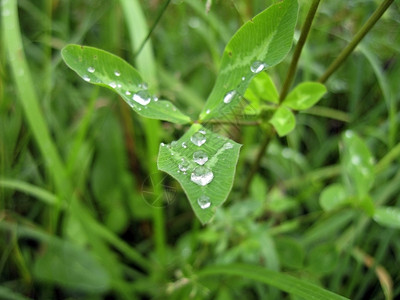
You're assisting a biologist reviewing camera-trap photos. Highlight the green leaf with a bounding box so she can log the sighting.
[276,237,305,269]
[307,243,339,275]
[373,206,400,229]
[198,263,349,300]
[341,131,375,196]
[33,238,110,293]
[157,124,241,224]
[245,72,279,105]
[283,82,327,110]
[61,45,191,124]
[269,106,296,137]
[199,0,298,121]
[319,183,348,211]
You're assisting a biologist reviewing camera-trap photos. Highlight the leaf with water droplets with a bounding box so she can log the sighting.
[373,206,400,229]
[157,124,242,224]
[283,82,327,110]
[199,0,298,121]
[61,45,191,124]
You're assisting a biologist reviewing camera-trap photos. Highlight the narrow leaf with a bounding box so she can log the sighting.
[283,82,327,110]
[200,0,298,121]
[61,45,191,124]
[341,131,375,196]
[269,106,296,137]
[157,124,241,224]
[373,206,400,229]
[198,263,349,300]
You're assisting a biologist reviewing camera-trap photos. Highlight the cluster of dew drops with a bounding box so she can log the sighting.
[162,130,234,210]
[82,66,159,110]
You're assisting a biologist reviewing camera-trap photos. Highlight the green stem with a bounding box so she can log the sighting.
[280,0,321,102]
[318,0,394,83]
[374,141,400,174]
[241,128,273,197]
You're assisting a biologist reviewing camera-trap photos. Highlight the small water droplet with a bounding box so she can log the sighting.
[241,76,245,81]
[132,90,152,106]
[223,90,236,104]
[178,158,190,172]
[125,91,131,96]
[117,84,122,88]
[190,131,206,146]
[182,142,187,149]
[345,130,354,138]
[197,195,211,209]
[154,96,159,102]
[193,151,208,165]
[138,107,142,111]
[206,109,211,114]
[191,166,214,186]
[171,141,178,147]
[139,82,148,90]
[109,82,117,88]
[83,75,91,82]
[223,142,233,150]
[250,60,266,73]
[87,66,95,73]
[161,142,165,146]
[114,70,121,76]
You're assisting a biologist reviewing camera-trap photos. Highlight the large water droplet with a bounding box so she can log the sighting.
[190,131,206,146]
[178,158,190,172]
[87,66,95,73]
[223,90,236,104]
[193,151,208,165]
[250,61,266,73]
[191,166,213,186]
[114,70,121,76]
[83,75,91,82]
[197,195,211,209]
[132,90,152,106]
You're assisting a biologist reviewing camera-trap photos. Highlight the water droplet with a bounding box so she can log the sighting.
[223,142,233,150]
[139,82,148,90]
[132,90,152,106]
[206,109,211,114]
[125,91,131,96]
[193,151,208,165]
[345,130,354,138]
[250,60,266,73]
[117,84,122,88]
[223,90,236,104]
[241,76,246,81]
[190,131,206,146]
[87,66,95,73]
[171,141,178,147]
[83,75,90,82]
[161,142,165,146]
[182,142,187,149]
[351,155,361,165]
[191,166,214,186]
[197,195,211,209]
[114,70,121,76]
[109,82,117,88]
[154,96,159,102]
[178,158,190,172]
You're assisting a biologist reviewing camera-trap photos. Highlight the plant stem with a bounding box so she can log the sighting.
[280,0,321,102]
[318,0,394,83]
[241,128,273,197]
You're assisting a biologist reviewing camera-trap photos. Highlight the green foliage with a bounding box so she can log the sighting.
[2,0,399,299]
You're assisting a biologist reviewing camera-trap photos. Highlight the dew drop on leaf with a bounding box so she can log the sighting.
[182,142,187,149]
[87,66,95,73]
[139,82,148,90]
[125,91,131,96]
[83,75,90,82]
[206,109,211,114]
[193,151,208,165]
[109,82,117,88]
[223,142,233,150]
[197,195,211,209]
[250,61,266,73]
[171,141,178,147]
[190,131,206,146]
[191,166,214,186]
[132,90,152,106]
[178,158,190,172]
[351,155,361,165]
[114,70,121,76]
[223,90,236,104]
